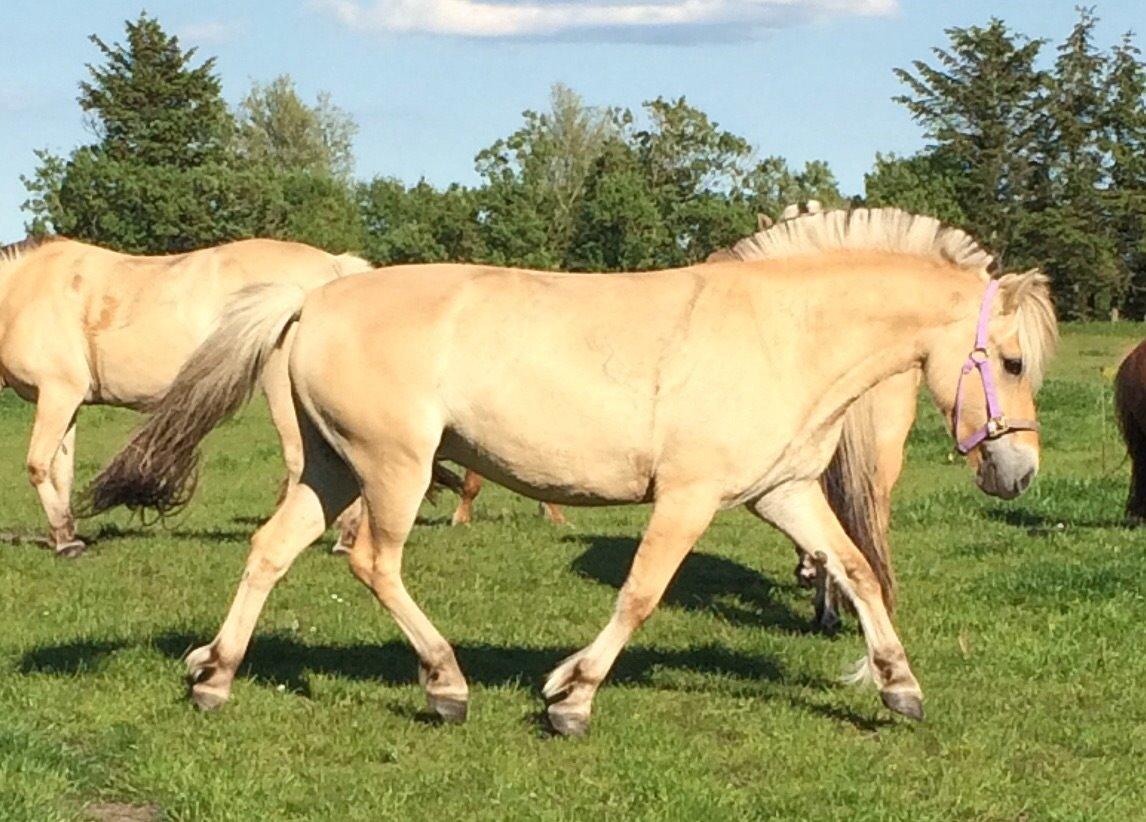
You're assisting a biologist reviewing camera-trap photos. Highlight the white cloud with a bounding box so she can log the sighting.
[310,0,898,42]
[177,20,244,45]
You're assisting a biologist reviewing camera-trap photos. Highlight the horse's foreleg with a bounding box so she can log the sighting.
[450,469,483,526]
[349,453,469,722]
[27,388,84,556]
[543,488,718,736]
[754,481,923,721]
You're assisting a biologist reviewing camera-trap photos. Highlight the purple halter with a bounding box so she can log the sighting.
[952,279,1039,454]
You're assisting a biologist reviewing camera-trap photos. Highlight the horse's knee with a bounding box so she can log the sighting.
[27,460,49,487]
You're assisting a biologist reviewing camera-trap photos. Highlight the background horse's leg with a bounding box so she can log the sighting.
[348,450,469,722]
[754,481,923,720]
[543,488,718,736]
[27,386,84,556]
[331,499,363,554]
[540,501,567,525]
[450,469,483,526]
[187,418,359,710]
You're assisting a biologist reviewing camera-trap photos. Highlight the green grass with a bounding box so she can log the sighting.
[2,323,1145,820]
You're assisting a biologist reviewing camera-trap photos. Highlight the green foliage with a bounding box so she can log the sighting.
[885,10,1146,319]
[234,74,357,181]
[21,13,255,253]
[893,18,1047,256]
[864,151,966,225]
[359,177,484,264]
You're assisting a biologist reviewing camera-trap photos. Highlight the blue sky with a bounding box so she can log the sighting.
[1,1,1143,242]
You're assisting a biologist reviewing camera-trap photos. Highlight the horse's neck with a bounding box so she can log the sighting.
[762,266,975,422]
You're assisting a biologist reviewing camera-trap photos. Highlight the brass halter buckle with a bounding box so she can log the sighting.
[985,416,1009,439]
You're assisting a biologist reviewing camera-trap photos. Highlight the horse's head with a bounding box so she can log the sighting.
[925,271,1058,499]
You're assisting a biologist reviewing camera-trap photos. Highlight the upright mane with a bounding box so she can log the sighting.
[0,235,60,271]
[727,207,1058,388]
[728,207,995,272]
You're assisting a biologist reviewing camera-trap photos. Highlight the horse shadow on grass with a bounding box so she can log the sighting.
[16,630,890,731]
[565,534,814,635]
[983,507,1130,533]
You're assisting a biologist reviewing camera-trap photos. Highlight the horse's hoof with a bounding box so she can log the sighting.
[814,608,841,635]
[547,708,589,737]
[427,694,468,724]
[191,685,228,712]
[54,540,86,558]
[881,690,924,721]
[330,542,351,556]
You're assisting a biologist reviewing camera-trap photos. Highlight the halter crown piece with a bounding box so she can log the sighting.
[952,279,1040,454]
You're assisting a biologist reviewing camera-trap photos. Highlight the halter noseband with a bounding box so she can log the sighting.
[952,279,1039,454]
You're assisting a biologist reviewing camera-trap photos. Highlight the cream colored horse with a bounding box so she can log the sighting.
[88,208,1056,734]
[0,236,370,555]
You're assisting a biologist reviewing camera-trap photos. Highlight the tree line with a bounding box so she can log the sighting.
[22,10,1146,320]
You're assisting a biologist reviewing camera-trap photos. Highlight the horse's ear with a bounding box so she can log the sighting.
[757,213,774,231]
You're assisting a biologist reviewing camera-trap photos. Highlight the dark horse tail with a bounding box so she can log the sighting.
[1115,340,1146,521]
[820,391,896,612]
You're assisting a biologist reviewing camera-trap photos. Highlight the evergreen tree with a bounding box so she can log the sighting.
[893,19,1046,258]
[1024,7,1122,318]
[1104,34,1146,317]
[22,13,259,252]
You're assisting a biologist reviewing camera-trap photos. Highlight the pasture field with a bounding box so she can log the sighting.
[1,323,1145,821]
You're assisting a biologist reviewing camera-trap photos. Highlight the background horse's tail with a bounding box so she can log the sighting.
[821,392,897,612]
[1114,341,1146,521]
[334,253,373,277]
[84,283,309,518]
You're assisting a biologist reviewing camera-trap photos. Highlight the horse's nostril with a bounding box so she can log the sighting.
[1017,467,1035,493]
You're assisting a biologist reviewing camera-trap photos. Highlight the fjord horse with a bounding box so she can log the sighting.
[89,209,1056,734]
[0,236,370,554]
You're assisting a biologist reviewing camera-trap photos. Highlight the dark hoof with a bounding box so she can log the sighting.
[815,611,841,635]
[427,694,468,724]
[54,540,86,558]
[547,709,589,738]
[881,690,924,721]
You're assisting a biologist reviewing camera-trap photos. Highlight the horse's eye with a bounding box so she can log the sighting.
[1003,357,1023,376]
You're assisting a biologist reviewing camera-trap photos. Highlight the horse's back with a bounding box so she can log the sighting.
[288,263,760,504]
[0,238,349,406]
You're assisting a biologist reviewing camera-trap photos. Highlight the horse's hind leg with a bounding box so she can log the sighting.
[755,481,923,721]
[450,469,483,526]
[543,487,718,736]
[27,385,84,556]
[187,415,358,710]
[348,444,469,722]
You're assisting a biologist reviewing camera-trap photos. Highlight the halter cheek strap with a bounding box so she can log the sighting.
[953,279,1040,454]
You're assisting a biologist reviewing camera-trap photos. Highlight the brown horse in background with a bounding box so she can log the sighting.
[0,236,371,555]
[1114,339,1146,520]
